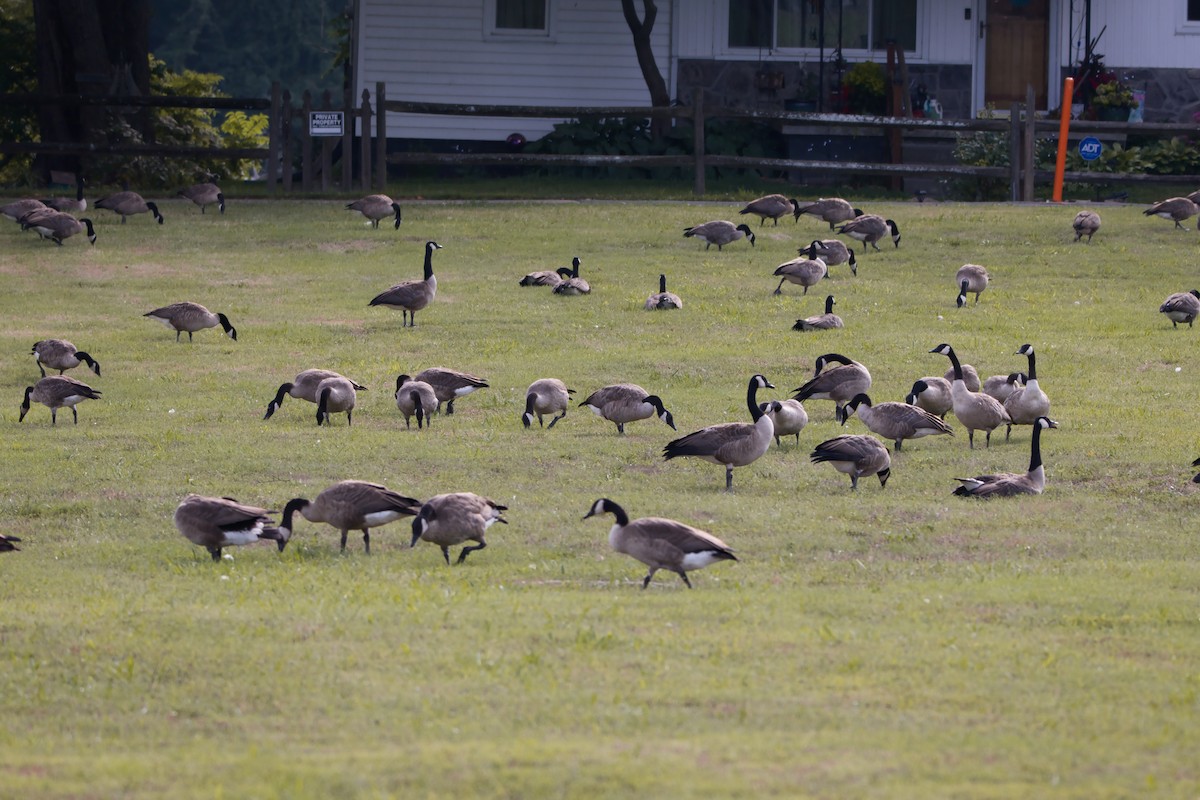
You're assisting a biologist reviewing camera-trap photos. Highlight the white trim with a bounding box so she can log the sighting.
[483,0,554,41]
[715,0,925,61]
[1181,0,1200,33]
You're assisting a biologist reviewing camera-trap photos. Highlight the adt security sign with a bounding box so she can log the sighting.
[1079,136,1103,161]
[310,111,344,137]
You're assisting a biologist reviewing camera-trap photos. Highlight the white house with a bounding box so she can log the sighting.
[351,0,1200,143]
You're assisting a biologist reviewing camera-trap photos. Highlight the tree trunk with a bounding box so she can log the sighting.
[621,0,670,139]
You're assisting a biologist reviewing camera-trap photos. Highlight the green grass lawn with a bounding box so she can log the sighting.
[1,191,1199,798]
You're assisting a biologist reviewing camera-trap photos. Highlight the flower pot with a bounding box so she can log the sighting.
[1095,106,1131,122]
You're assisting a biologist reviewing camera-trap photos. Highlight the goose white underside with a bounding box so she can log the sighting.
[453,386,479,397]
[60,394,88,406]
[679,551,727,570]
[221,523,268,546]
[361,510,407,527]
[149,315,175,329]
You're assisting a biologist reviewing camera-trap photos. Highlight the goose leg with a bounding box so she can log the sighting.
[456,541,486,564]
[441,546,451,565]
[339,529,349,552]
[725,464,734,490]
[676,571,693,588]
[850,474,859,490]
[346,409,352,427]
[50,409,57,425]
[894,438,903,451]
[362,529,370,555]
[1006,423,1012,441]
[207,546,222,562]
[547,411,566,428]
[446,399,456,415]
[968,429,975,449]
[642,568,657,589]
[37,361,46,378]
[71,406,78,424]
[985,430,993,447]
[773,278,787,295]
[616,422,625,434]
[871,241,881,252]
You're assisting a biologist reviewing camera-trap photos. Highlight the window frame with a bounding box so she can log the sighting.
[1178,0,1200,34]
[721,0,923,59]
[484,0,554,41]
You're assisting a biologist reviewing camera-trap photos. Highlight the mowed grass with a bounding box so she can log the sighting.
[1,193,1199,798]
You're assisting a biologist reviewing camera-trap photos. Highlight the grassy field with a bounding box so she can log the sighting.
[1,190,1199,798]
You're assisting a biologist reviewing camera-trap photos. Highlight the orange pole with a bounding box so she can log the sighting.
[1052,77,1075,202]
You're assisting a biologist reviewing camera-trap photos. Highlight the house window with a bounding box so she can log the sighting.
[728,0,916,52]
[1190,0,1200,19]
[486,0,551,37]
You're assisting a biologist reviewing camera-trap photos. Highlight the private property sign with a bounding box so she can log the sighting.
[310,111,344,137]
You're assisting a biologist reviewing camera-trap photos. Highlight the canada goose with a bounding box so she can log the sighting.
[955,264,989,306]
[582,498,737,589]
[1004,344,1051,440]
[17,206,59,237]
[682,220,755,250]
[906,377,953,419]
[1,198,46,223]
[797,197,862,230]
[943,362,982,392]
[792,294,843,330]
[414,367,488,414]
[805,239,857,275]
[983,372,1025,404]
[836,215,900,252]
[792,353,872,419]
[42,175,86,213]
[953,417,1057,497]
[522,378,574,428]
[1073,210,1100,242]
[19,375,101,424]
[1143,197,1199,230]
[663,374,775,490]
[519,258,576,287]
[552,257,590,295]
[930,343,1011,448]
[1191,455,1200,483]
[1159,290,1200,328]
[143,302,237,342]
[809,434,891,490]
[759,398,807,447]
[410,492,508,565]
[738,194,799,226]
[839,393,953,451]
[0,534,20,552]
[772,251,827,295]
[279,480,421,554]
[346,193,402,229]
[95,191,163,224]
[20,212,96,245]
[369,240,442,326]
[177,182,225,214]
[579,383,675,434]
[645,274,682,310]
[31,339,100,378]
[395,374,438,429]
[315,376,356,426]
[1189,190,1200,205]
[264,369,365,420]
[173,494,288,561]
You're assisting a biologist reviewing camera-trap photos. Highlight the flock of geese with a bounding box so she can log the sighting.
[5,183,1200,589]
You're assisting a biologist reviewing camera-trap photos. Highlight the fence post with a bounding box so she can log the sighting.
[1008,103,1021,202]
[360,89,372,192]
[375,82,387,191]
[282,89,294,192]
[268,82,280,194]
[343,88,354,191]
[1023,84,1036,202]
[301,90,313,192]
[321,90,333,192]
[692,91,706,196]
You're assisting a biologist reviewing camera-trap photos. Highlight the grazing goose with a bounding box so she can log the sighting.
[1004,344,1051,440]
[177,182,225,214]
[1072,210,1101,242]
[772,250,827,295]
[839,393,953,451]
[953,417,1057,497]
[519,258,576,287]
[552,257,590,295]
[906,377,953,420]
[369,240,442,326]
[682,220,755,250]
[1143,197,1199,230]
[943,362,981,392]
[414,367,488,415]
[0,534,20,553]
[2,198,46,223]
[144,302,237,342]
[805,238,857,275]
[410,492,508,565]
[1159,290,1200,328]
[663,374,775,490]
[760,398,808,447]
[645,274,683,310]
[395,374,438,429]
[983,372,1025,404]
[1191,455,1200,483]
[583,498,737,589]
[21,212,96,246]
[42,175,86,213]
[264,369,365,420]
[930,343,1011,449]
[955,264,989,306]
[809,434,891,490]
[1189,190,1200,205]
[95,191,163,224]
[797,197,862,230]
[173,494,288,561]
[792,294,843,331]
[792,353,872,419]
[738,194,799,226]
[346,193,402,228]
[579,383,675,434]
[315,376,357,426]
[31,339,100,378]
[19,375,101,424]
[279,480,421,554]
[836,215,900,252]
[522,378,574,428]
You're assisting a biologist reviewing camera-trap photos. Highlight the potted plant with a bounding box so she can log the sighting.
[844,61,886,115]
[1090,79,1137,121]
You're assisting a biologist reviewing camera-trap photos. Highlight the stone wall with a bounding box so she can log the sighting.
[1064,67,1200,123]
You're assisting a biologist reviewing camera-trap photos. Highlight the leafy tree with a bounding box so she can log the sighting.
[0,0,37,183]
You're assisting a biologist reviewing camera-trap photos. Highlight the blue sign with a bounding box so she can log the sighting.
[1079,136,1103,161]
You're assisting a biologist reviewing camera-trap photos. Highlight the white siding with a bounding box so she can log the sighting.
[356,0,672,141]
[1055,1,1200,69]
